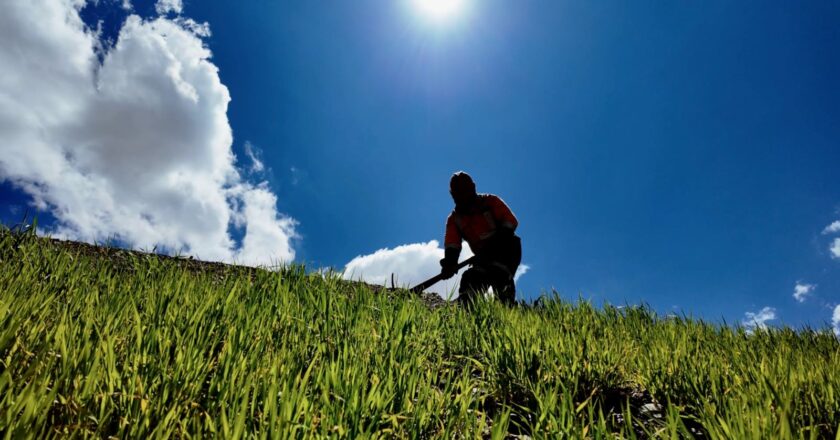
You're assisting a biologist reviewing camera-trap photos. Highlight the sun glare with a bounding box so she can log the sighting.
[411,0,468,24]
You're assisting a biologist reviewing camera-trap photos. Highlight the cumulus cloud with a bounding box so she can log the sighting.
[0,0,296,265]
[742,306,776,333]
[823,221,840,235]
[833,305,840,337]
[231,184,296,265]
[344,241,531,299]
[793,282,816,303]
[344,241,471,299]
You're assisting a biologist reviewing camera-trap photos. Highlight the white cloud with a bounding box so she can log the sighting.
[514,264,530,282]
[0,0,296,266]
[155,0,182,15]
[823,221,840,235]
[243,141,265,173]
[831,238,840,259]
[231,184,297,266]
[290,166,302,186]
[742,306,776,332]
[793,282,816,303]
[822,220,840,259]
[344,241,470,299]
[344,241,531,299]
[832,305,840,337]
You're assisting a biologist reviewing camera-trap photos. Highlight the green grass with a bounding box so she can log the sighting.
[1,229,839,439]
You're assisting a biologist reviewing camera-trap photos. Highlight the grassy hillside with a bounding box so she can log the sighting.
[1,229,839,439]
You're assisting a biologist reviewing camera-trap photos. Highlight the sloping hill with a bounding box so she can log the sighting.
[1,229,838,438]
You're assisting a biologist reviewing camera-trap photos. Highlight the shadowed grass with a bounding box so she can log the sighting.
[0,229,838,438]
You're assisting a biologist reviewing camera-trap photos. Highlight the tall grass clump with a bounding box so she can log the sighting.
[1,228,839,438]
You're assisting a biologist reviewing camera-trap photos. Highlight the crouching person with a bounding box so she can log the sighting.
[439,171,522,306]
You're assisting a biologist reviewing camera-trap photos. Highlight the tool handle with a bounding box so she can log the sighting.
[409,256,476,294]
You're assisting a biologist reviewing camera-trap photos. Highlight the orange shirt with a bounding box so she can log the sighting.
[444,194,518,254]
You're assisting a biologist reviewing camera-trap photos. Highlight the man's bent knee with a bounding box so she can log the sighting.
[497,284,516,306]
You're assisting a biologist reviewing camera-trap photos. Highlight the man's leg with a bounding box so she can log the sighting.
[458,267,489,307]
[495,279,516,306]
[488,265,516,306]
[488,234,521,306]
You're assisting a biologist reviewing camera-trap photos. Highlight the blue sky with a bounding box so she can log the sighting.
[2,0,839,331]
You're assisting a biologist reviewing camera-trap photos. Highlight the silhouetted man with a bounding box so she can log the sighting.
[440,171,522,305]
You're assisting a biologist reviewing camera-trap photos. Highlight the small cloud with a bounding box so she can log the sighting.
[742,306,776,333]
[121,0,133,11]
[831,238,840,259]
[290,166,304,186]
[175,18,211,37]
[823,221,840,235]
[793,282,816,303]
[514,264,530,282]
[832,305,840,337]
[155,0,182,15]
[243,142,265,173]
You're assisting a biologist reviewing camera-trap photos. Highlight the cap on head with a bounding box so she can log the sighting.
[449,171,476,193]
[449,171,477,209]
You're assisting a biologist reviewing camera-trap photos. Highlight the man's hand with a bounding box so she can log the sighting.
[440,247,461,279]
[440,257,458,279]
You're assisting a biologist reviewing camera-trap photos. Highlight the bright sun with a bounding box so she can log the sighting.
[411,0,468,24]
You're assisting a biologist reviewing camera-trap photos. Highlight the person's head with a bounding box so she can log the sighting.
[449,171,477,208]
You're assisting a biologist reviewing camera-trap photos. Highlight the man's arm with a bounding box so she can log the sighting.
[480,195,518,262]
[488,195,518,231]
[441,214,462,279]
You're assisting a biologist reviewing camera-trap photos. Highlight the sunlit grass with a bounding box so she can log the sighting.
[1,228,838,438]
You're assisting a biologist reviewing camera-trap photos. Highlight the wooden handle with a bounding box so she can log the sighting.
[409,256,476,294]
